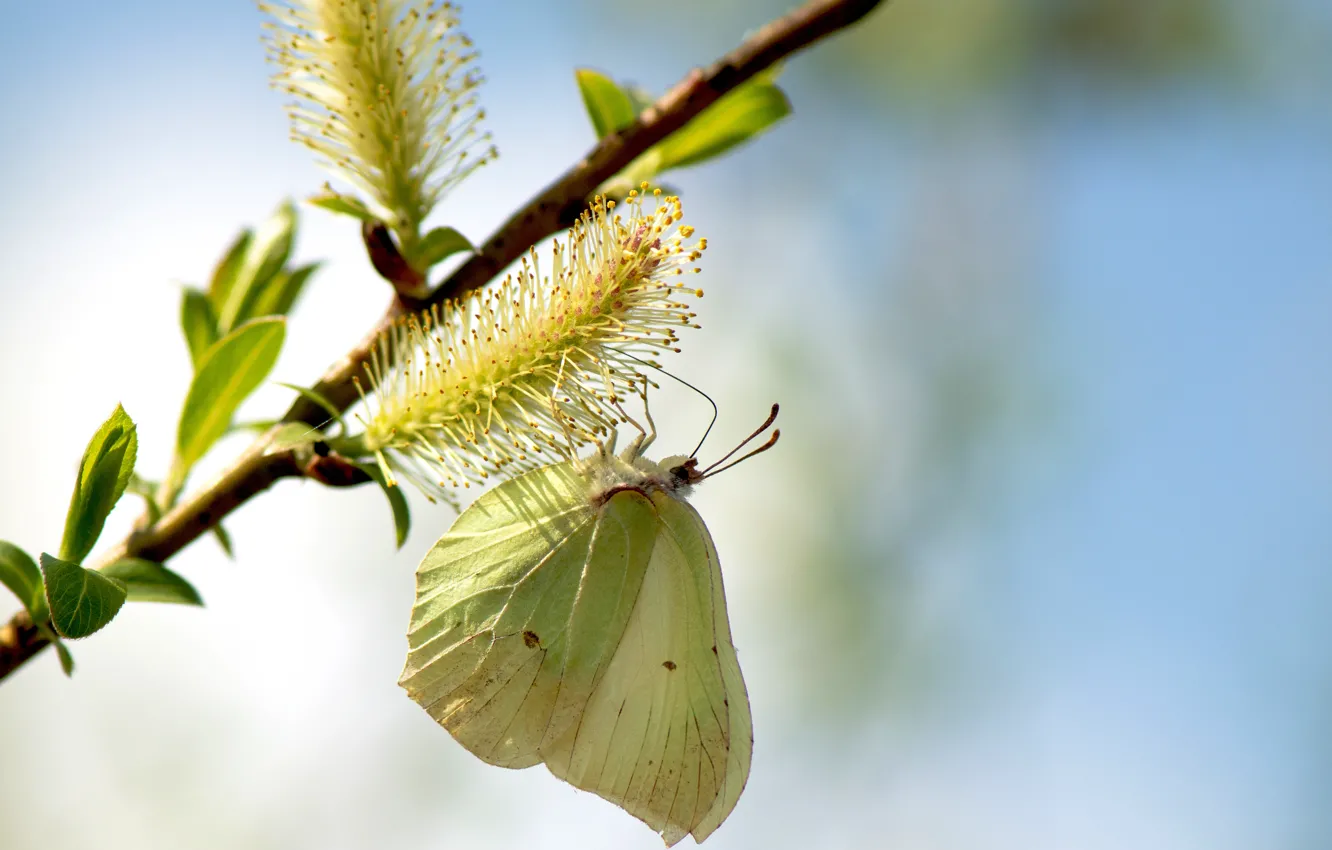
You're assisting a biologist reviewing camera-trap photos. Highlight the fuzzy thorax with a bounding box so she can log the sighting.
[580,446,696,507]
[358,191,706,500]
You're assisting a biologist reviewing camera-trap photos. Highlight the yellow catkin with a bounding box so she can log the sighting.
[356,190,706,500]
[258,0,497,247]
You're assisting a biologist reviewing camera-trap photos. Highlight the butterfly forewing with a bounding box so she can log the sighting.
[400,461,654,768]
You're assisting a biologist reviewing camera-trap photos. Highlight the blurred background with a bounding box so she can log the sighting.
[2,1,1330,848]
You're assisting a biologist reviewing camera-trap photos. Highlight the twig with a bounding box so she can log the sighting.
[0,0,885,682]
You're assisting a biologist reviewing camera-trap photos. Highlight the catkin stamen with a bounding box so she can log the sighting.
[360,191,706,499]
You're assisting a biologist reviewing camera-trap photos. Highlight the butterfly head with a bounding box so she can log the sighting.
[669,456,703,488]
[584,404,780,505]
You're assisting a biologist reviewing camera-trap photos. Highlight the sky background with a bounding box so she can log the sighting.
[1,2,1331,849]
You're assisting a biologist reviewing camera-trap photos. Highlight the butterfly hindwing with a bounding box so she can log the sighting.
[542,489,752,846]
[658,495,753,843]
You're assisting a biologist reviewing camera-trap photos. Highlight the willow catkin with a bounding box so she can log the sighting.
[356,190,706,500]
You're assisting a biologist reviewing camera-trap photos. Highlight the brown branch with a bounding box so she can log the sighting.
[0,611,41,680]
[0,0,885,682]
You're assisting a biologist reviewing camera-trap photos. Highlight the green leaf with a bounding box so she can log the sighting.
[126,472,158,498]
[655,79,792,171]
[206,228,253,325]
[53,639,74,676]
[277,382,346,433]
[102,558,203,606]
[269,422,319,451]
[0,541,47,622]
[126,473,162,524]
[35,622,75,676]
[358,464,411,549]
[180,287,219,371]
[60,405,138,565]
[243,262,321,319]
[216,201,296,332]
[576,68,638,139]
[40,553,126,639]
[212,524,234,559]
[308,191,374,221]
[176,317,286,472]
[142,496,163,525]
[622,82,655,114]
[412,227,473,270]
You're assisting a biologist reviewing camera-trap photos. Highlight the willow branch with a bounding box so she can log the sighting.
[0,0,884,682]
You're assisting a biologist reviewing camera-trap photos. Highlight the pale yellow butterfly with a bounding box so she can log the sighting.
[400,406,780,844]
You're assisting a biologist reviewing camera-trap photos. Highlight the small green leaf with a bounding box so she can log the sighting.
[40,553,127,639]
[206,228,253,324]
[36,622,75,676]
[358,464,411,549]
[126,474,162,524]
[269,422,319,451]
[622,82,655,115]
[243,262,321,319]
[180,287,219,370]
[412,227,473,270]
[308,191,374,221]
[176,317,286,472]
[53,639,74,676]
[576,68,638,139]
[278,382,346,433]
[217,201,296,332]
[655,79,792,171]
[212,524,235,559]
[0,541,47,622]
[102,558,203,606]
[126,472,158,499]
[60,405,138,565]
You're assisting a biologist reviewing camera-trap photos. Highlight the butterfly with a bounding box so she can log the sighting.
[399,405,780,844]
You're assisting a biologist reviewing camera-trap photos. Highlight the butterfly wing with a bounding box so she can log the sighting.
[542,490,753,845]
[400,461,657,768]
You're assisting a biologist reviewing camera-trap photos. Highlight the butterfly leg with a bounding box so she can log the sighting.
[620,379,657,459]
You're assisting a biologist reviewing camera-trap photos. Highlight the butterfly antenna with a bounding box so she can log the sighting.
[699,403,780,476]
[617,350,719,459]
[698,429,780,481]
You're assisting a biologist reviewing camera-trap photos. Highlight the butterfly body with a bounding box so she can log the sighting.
[400,446,752,845]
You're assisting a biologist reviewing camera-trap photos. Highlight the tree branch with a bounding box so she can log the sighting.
[0,0,885,682]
